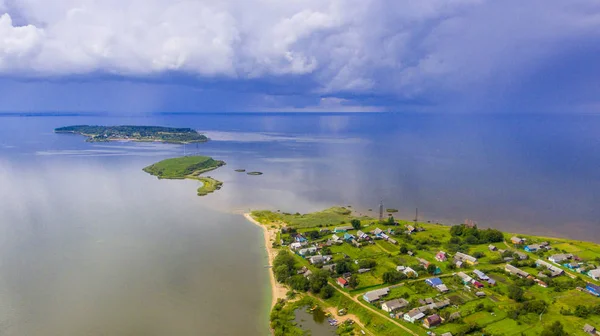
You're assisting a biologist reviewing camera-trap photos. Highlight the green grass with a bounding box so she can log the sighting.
[196,177,223,196]
[143,156,225,196]
[252,207,357,228]
[143,155,225,179]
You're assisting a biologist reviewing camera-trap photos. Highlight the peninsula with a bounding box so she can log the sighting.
[143,156,225,196]
[247,207,600,336]
[55,125,208,144]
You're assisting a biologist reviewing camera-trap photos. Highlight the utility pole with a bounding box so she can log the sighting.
[414,208,418,227]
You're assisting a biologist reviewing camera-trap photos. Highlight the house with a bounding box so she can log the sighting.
[505,264,530,278]
[309,255,325,264]
[511,236,525,245]
[457,272,473,284]
[503,257,514,262]
[488,244,497,251]
[294,235,307,243]
[566,262,580,269]
[588,268,600,281]
[404,309,425,323]
[319,228,331,234]
[535,279,548,288]
[587,283,600,296]
[540,241,550,248]
[396,265,406,272]
[388,238,398,244]
[406,225,415,233]
[298,247,318,256]
[423,314,442,328]
[373,228,383,236]
[381,298,409,312]
[331,234,341,242]
[441,333,453,336]
[297,266,308,274]
[417,258,431,268]
[472,281,484,288]
[425,277,444,287]
[356,230,368,239]
[475,291,486,297]
[344,232,355,241]
[425,298,434,304]
[358,268,371,274]
[403,267,418,277]
[487,278,497,286]
[583,324,596,335]
[334,226,353,233]
[323,264,336,272]
[515,252,528,260]
[337,277,348,288]
[407,251,414,256]
[455,260,464,268]
[455,252,478,265]
[303,270,313,278]
[473,270,489,280]
[435,299,451,309]
[549,253,573,263]
[435,251,447,262]
[436,284,449,293]
[380,233,390,240]
[524,244,541,252]
[289,242,303,250]
[536,259,564,277]
[351,239,361,248]
[363,288,390,303]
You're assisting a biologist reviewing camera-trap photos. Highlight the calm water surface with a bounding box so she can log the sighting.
[0,113,598,334]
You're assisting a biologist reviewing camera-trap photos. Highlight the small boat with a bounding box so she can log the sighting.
[310,305,318,311]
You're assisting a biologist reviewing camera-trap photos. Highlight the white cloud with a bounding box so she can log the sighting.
[0,0,599,108]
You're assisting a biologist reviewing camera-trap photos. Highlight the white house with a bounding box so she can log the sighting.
[589,268,600,281]
[404,309,425,323]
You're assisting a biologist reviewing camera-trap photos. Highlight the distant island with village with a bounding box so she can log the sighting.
[246,207,600,336]
[143,156,225,196]
[55,125,209,143]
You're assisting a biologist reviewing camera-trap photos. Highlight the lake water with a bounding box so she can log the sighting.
[0,113,598,335]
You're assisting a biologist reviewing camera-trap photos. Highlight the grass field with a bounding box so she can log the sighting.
[143,155,225,179]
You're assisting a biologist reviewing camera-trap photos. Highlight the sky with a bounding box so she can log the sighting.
[0,0,599,113]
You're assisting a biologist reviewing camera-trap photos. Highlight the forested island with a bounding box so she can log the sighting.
[143,156,225,196]
[55,125,208,144]
[248,207,600,336]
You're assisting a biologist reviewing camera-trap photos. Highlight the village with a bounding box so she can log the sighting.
[254,207,600,336]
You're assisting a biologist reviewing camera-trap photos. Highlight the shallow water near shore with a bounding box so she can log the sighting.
[0,113,598,334]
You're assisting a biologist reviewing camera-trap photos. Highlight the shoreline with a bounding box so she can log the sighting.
[243,213,287,309]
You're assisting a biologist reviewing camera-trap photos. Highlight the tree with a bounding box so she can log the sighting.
[540,321,567,336]
[273,251,297,283]
[336,260,353,275]
[309,270,329,293]
[387,216,395,225]
[287,275,310,291]
[508,285,525,302]
[382,271,407,284]
[358,259,377,269]
[400,245,408,254]
[348,275,359,289]
[351,219,361,230]
[321,246,331,255]
[427,264,437,275]
[320,284,335,299]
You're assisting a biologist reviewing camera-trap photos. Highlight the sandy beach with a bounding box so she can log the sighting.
[243,213,288,308]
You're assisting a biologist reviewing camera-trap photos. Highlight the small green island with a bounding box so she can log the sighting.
[143,156,225,196]
[235,169,246,172]
[55,125,208,144]
[247,171,263,176]
[386,208,399,213]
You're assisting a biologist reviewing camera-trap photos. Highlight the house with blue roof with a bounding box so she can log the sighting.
[587,283,600,296]
[344,232,355,241]
[425,277,443,287]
